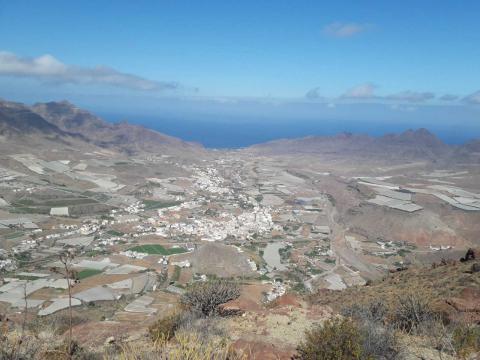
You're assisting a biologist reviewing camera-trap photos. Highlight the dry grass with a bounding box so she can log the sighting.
[109,331,246,360]
[306,262,480,359]
[0,330,41,360]
[308,261,480,311]
[1,327,245,360]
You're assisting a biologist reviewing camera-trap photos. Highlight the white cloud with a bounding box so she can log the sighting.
[463,90,480,105]
[322,22,371,38]
[0,51,179,91]
[306,84,466,106]
[386,91,435,103]
[341,83,376,99]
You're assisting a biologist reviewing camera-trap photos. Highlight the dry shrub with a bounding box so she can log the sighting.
[30,312,88,336]
[149,312,181,342]
[416,319,480,359]
[342,301,400,360]
[342,300,388,324]
[360,321,399,360]
[389,294,479,358]
[0,331,41,360]
[0,332,98,360]
[40,339,100,360]
[181,280,240,317]
[452,323,480,359]
[419,317,457,356]
[392,294,437,333]
[294,318,364,360]
[166,331,244,360]
[149,308,226,344]
[113,331,245,360]
[177,312,226,340]
[2,312,105,360]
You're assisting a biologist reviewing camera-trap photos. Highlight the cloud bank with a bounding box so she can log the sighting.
[0,51,179,92]
[386,91,435,103]
[463,91,480,105]
[305,83,479,106]
[341,83,376,99]
[322,22,371,38]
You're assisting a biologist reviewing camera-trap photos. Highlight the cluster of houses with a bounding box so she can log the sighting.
[192,166,232,195]
[155,204,279,242]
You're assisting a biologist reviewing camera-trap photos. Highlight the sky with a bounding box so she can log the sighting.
[0,0,479,145]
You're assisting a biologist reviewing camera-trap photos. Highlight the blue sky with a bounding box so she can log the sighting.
[0,0,479,142]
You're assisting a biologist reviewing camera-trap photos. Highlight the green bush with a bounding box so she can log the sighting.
[295,318,364,360]
[181,280,240,317]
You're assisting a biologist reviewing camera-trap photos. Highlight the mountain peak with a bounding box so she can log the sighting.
[0,99,64,136]
[29,99,203,156]
[400,128,435,138]
[34,100,79,113]
[32,100,107,132]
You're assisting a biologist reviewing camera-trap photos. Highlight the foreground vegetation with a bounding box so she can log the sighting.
[1,264,478,359]
[295,293,480,359]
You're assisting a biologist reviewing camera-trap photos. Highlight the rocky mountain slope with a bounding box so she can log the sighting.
[0,99,94,155]
[0,100,62,136]
[32,101,204,156]
[246,129,464,163]
[0,99,203,157]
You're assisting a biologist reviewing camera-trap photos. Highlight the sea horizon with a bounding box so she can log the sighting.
[101,112,480,148]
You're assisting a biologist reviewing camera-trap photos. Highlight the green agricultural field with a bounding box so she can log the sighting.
[76,268,103,280]
[142,200,182,211]
[171,265,181,282]
[10,206,50,215]
[13,197,96,207]
[5,231,25,240]
[107,230,124,237]
[43,198,96,207]
[129,244,187,255]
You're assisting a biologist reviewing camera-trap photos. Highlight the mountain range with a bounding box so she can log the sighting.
[248,128,480,164]
[0,99,203,157]
[0,98,478,163]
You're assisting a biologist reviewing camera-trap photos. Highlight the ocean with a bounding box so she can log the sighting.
[101,113,479,149]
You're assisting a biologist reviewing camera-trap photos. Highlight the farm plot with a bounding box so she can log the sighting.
[128,244,187,255]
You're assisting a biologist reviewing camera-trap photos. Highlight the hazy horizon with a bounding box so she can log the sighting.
[3,93,479,147]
